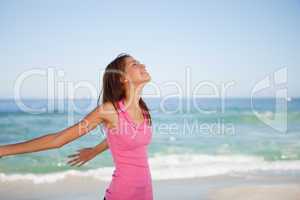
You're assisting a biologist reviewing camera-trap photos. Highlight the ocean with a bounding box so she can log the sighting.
[0,98,300,184]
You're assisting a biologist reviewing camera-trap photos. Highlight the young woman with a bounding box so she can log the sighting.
[0,53,153,200]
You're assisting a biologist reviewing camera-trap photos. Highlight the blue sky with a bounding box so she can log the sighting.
[0,0,299,98]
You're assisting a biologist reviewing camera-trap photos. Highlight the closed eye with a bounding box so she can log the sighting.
[132,62,139,66]
[130,60,141,67]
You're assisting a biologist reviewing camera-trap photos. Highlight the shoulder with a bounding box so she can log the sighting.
[96,101,119,121]
[97,101,118,114]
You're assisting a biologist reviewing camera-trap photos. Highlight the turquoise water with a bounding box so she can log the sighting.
[0,98,300,181]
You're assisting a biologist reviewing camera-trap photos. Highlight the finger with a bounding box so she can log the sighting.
[67,154,79,158]
[67,156,81,162]
[78,160,88,167]
[70,160,81,167]
[78,148,89,152]
[68,157,80,164]
[67,158,79,164]
[68,158,81,165]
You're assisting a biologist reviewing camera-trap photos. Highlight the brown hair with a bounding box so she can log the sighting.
[97,53,152,126]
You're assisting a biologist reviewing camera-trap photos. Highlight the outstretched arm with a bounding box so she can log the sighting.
[93,138,109,154]
[0,103,110,157]
[67,138,109,167]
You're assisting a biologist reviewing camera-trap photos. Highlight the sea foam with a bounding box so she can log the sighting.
[1,153,300,184]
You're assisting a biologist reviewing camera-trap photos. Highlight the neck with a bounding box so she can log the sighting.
[124,83,144,109]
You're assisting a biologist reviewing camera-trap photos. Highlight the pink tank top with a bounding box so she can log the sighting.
[103,98,153,200]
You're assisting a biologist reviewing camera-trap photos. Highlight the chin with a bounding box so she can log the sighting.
[141,73,151,81]
[139,77,151,85]
[145,75,151,82]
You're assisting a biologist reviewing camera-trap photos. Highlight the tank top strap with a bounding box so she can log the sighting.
[117,98,126,115]
[117,99,130,123]
[117,98,146,127]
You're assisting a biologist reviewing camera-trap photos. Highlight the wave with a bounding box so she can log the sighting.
[149,153,300,179]
[1,153,300,184]
[0,167,115,184]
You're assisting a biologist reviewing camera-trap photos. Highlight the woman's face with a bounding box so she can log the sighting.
[123,56,151,86]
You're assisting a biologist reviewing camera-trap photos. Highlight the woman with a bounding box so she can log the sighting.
[0,53,153,200]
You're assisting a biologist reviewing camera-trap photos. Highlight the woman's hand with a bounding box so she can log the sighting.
[67,148,97,167]
[67,139,109,167]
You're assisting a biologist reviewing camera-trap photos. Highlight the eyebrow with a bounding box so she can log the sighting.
[129,60,138,65]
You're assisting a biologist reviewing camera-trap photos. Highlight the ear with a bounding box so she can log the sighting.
[120,76,128,83]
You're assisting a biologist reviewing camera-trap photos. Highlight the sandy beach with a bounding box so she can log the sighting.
[1,172,300,200]
[209,184,300,200]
